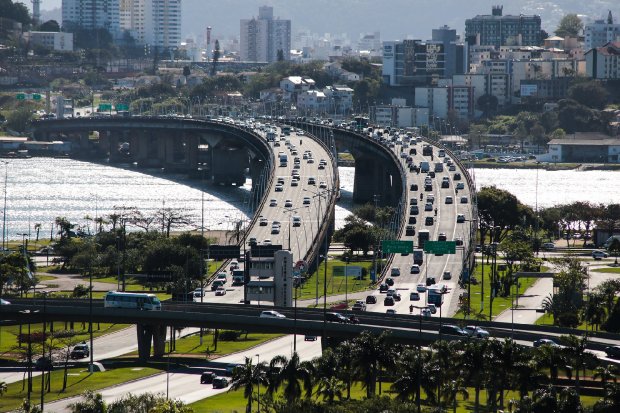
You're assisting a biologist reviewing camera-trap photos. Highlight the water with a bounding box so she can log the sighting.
[1,158,251,242]
[470,168,620,208]
[2,160,616,241]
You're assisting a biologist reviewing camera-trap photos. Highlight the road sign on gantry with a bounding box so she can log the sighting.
[381,240,414,254]
[423,241,456,255]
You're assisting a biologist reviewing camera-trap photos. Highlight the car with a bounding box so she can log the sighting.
[438,232,447,241]
[284,200,293,208]
[439,325,468,336]
[463,326,490,338]
[427,194,435,204]
[211,280,224,291]
[318,164,325,170]
[533,338,560,348]
[454,173,461,180]
[542,242,555,250]
[425,216,434,226]
[410,206,419,215]
[416,283,427,292]
[409,198,418,206]
[259,217,268,226]
[366,295,377,304]
[319,181,327,189]
[260,310,286,319]
[352,300,367,311]
[410,184,418,191]
[304,335,318,341]
[0,298,10,305]
[455,237,463,246]
[445,196,453,204]
[391,267,401,277]
[215,287,226,296]
[441,180,450,189]
[263,239,272,245]
[303,197,311,205]
[386,309,397,315]
[456,214,465,223]
[325,312,350,323]
[200,371,217,384]
[70,343,90,359]
[410,291,420,301]
[229,260,239,271]
[460,196,468,204]
[290,180,299,186]
[269,199,277,207]
[271,226,280,234]
[443,271,452,280]
[456,182,465,190]
[408,217,417,225]
[384,296,395,306]
[392,292,402,301]
[421,308,432,317]
[212,377,229,389]
[592,250,609,259]
[410,264,420,274]
[427,304,437,314]
[449,165,456,171]
[307,158,315,164]
[426,277,436,286]
[405,225,415,236]
[386,277,395,286]
[605,345,620,359]
[216,273,227,282]
[308,177,316,185]
[424,202,433,211]
[35,357,53,371]
[379,283,389,293]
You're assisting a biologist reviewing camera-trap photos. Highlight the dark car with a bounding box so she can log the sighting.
[383,296,395,306]
[35,357,53,371]
[533,338,560,348]
[426,277,436,286]
[408,217,417,225]
[379,283,389,293]
[212,377,229,389]
[454,173,461,181]
[410,184,418,191]
[439,325,468,336]
[325,312,349,323]
[366,295,377,304]
[386,277,395,286]
[304,334,318,341]
[425,216,434,226]
[70,343,90,360]
[405,225,415,236]
[201,371,217,384]
[605,345,620,359]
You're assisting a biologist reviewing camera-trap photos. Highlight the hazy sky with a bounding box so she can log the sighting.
[28,0,620,42]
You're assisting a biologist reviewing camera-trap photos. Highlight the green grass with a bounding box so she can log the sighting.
[0,323,128,356]
[0,363,161,412]
[535,312,595,331]
[454,264,539,320]
[592,267,620,274]
[171,331,283,357]
[297,258,379,300]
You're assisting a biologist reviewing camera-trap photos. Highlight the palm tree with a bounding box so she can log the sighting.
[391,347,425,409]
[334,340,356,399]
[351,330,389,398]
[486,339,522,411]
[268,352,314,404]
[513,358,546,401]
[593,365,618,387]
[315,376,345,404]
[534,343,567,386]
[442,378,469,413]
[561,334,596,395]
[227,220,248,244]
[229,356,268,413]
[462,339,489,412]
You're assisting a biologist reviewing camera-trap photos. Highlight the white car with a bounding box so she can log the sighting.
[463,326,490,338]
[284,200,293,208]
[303,197,311,205]
[592,250,609,259]
[421,308,432,317]
[260,310,286,319]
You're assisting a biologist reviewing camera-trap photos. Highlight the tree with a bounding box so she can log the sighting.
[211,39,220,76]
[0,380,6,396]
[38,20,60,32]
[555,14,584,38]
[6,108,33,133]
[568,81,609,110]
[315,376,345,404]
[477,94,499,118]
[182,65,191,78]
[608,238,620,265]
[477,186,534,242]
[155,207,193,238]
[391,346,425,407]
[442,378,469,413]
[69,390,106,413]
[229,357,268,413]
[268,352,314,404]
[560,334,595,395]
[351,331,390,398]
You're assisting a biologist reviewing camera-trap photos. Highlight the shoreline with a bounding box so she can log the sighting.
[470,162,620,171]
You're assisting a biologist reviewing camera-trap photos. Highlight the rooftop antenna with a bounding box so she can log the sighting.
[31,0,41,25]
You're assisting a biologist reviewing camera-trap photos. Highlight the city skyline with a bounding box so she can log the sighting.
[29,0,620,45]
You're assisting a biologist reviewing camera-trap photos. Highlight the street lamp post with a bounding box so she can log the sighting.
[40,291,48,412]
[256,354,261,413]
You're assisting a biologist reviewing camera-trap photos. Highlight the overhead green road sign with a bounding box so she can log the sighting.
[32,93,41,100]
[16,93,26,100]
[382,240,413,254]
[99,103,112,111]
[115,103,129,111]
[424,241,456,255]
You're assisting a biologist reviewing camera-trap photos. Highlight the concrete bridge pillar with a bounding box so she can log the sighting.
[353,156,384,204]
[211,146,248,186]
[136,324,168,360]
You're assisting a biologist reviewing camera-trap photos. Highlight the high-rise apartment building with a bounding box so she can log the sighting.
[584,11,620,50]
[62,0,120,37]
[465,5,542,47]
[382,39,446,86]
[240,6,291,62]
[63,0,181,49]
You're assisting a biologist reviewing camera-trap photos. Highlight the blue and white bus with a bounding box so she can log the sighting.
[104,291,162,311]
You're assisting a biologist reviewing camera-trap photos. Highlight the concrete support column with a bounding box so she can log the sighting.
[107,133,121,163]
[152,324,167,358]
[353,156,383,204]
[136,324,153,361]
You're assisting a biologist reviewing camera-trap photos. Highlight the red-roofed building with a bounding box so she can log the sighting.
[585,41,620,79]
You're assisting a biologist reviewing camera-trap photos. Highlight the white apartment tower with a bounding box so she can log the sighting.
[584,11,620,50]
[240,6,291,62]
[62,0,121,37]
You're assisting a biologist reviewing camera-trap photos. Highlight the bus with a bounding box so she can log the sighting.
[282,126,291,136]
[353,116,369,130]
[418,229,430,250]
[104,291,162,311]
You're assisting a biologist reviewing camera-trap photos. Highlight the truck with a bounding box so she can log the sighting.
[422,145,433,156]
[420,161,430,173]
[232,269,245,286]
[266,130,276,142]
[438,149,446,158]
[279,153,288,167]
[427,285,445,307]
[434,162,444,172]
[418,229,430,250]
[282,126,291,136]
[413,249,424,265]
